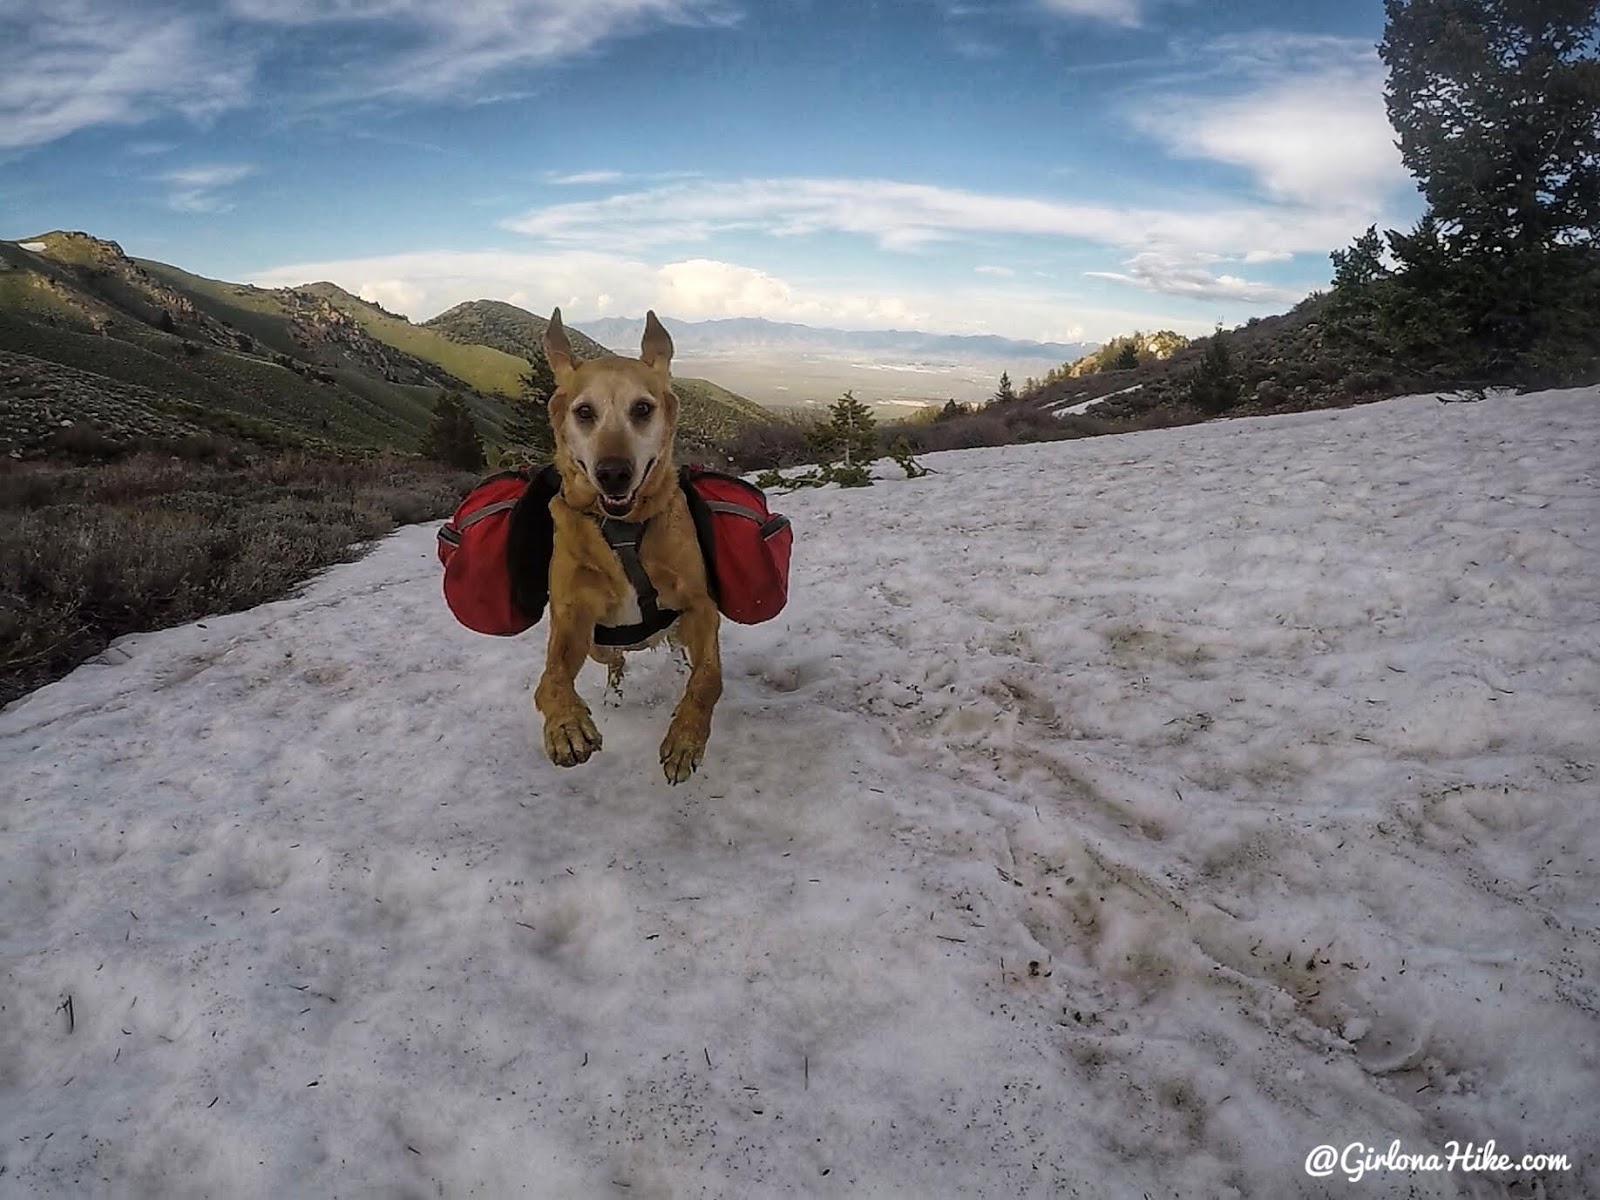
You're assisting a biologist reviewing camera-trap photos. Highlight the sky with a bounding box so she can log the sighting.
[1,0,1424,343]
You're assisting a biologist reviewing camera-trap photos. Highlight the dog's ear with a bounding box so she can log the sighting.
[640,310,673,373]
[543,308,577,391]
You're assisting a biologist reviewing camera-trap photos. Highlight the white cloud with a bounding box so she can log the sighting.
[0,2,252,150]
[976,265,1015,276]
[1,0,736,150]
[247,247,1225,342]
[1037,0,1143,25]
[163,164,256,189]
[1130,35,1409,209]
[501,175,1367,262]
[225,0,739,100]
[356,278,428,313]
[1084,251,1303,304]
[160,163,256,214]
[547,170,627,185]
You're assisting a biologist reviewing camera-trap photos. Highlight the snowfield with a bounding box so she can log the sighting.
[1051,382,1141,417]
[3,387,1597,1198]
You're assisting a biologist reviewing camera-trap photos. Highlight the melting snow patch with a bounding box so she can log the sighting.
[3,386,1598,1197]
[1053,382,1143,416]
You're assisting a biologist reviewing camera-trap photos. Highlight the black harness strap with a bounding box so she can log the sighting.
[593,517,681,647]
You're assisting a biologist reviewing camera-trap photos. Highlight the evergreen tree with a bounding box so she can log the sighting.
[809,390,877,473]
[1382,0,1599,256]
[936,398,965,422]
[1327,0,1600,386]
[419,390,487,471]
[500,349,557,463]
[1112,341,1140,371]
[763,391,925,490]
[1186,328,1241,415]
[992,372,1017,405]
[519,347,557,407]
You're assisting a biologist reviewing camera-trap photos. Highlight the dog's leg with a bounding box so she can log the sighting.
[536,598,607,768]
[659,602,722,785]
[665,627,690,673]
[591,645,626,706]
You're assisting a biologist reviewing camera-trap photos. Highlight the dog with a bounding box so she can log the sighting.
[535,309,722,784]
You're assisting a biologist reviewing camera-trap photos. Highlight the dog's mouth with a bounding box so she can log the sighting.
[592,457,656,519]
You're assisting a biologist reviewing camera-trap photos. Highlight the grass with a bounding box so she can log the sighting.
[0,450,478,708]
[301,283,533,397]
[136,259,315,360]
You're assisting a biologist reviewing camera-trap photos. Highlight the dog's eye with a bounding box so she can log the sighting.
[630,399,654,421]
[573,403,596,422]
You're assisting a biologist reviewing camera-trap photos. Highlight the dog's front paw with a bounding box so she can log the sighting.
[659,714,708,785]
[544,708,602,767]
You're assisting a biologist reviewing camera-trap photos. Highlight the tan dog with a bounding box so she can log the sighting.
[535,309,722,784]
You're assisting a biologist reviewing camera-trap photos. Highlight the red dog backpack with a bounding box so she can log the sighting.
[679,467,793,625]
[436,465,791,636]
[435,467,560,636]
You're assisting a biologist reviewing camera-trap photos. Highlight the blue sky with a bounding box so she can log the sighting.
[2,0,1422,342]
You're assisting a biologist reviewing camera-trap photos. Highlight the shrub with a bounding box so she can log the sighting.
[0,451,477,706]
[722,420,815,470]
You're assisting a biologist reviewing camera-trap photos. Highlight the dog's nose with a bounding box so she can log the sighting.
[594,457,634,497]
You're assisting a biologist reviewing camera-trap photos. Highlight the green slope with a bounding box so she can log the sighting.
[2,233,778,461]
[1,235,517,455]
[420,298,784,451]
[300,284,532,397]
[424,298,613,362]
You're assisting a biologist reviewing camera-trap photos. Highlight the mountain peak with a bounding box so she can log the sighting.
[16,230,131,266]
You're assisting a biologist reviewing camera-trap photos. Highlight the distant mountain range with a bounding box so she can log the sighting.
[572,315,1095,410]
[579,315,1092,364]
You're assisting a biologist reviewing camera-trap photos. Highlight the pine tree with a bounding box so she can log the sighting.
[1112,341,1139,370]
[500,349,556,464]
[519,347,557,407]
[1186,328,1241,415]
[805,391,877,486]
[936,398,965,423]
[1328,0,1600,385]
[419,390,487,471]
[1382,0,1599,257]
[992,372,1017,405]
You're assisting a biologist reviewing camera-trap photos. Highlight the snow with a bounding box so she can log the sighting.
[4,387,1598,1198]
[18,241,48,252]
[1052,382,1142,417]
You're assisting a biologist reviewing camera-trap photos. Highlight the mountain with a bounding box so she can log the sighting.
[423,300,783,453]
[1016,295,1415,427]
[0,232,778,461]
[424,298,613,362]
[573,314,1098,411]
[1,232,514,455]
[578,315,1090,361]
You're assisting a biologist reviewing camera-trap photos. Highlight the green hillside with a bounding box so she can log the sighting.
[299,284,533,397]
[421,298,784,453]
[425,298,613,362]
[0,234,515,456]
[1,232,779,463]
